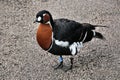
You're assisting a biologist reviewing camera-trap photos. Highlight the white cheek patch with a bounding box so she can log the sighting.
[37,16,41,21]
[43,13,46,16]
[55,40,69,47]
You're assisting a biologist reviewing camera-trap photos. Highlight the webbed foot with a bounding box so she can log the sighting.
[53,61,63,69]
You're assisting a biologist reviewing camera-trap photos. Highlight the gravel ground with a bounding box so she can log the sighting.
[0,0,120,80]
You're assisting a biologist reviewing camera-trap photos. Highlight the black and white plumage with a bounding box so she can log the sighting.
[34,10,106,71]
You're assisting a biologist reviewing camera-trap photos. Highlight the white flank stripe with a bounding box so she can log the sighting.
[69,42,83,55]
[92,30,96,36]
[55,40,69,47]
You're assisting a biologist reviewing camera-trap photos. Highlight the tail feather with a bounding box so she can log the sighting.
[94,32,105,40]
[93,25,109,28]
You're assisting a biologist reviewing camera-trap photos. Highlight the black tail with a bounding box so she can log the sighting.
[93,25,109,28]
[95,32,105,40]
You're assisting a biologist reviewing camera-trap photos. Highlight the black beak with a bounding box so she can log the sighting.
[33,20,36,23]
[33,20,37,23]
[33,19,38,23]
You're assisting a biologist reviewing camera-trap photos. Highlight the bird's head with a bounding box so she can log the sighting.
[34,10,52,24]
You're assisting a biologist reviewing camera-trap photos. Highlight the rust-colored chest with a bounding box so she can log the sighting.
[36,23,52,50]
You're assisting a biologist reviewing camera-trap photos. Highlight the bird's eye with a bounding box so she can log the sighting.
[37,16,41,21]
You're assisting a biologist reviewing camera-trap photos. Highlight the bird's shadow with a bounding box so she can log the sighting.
[52,47,114,72]
[74,49,113,71]
[56,49,110,72]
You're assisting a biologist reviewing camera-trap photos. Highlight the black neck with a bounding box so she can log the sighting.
[47,13,54,29]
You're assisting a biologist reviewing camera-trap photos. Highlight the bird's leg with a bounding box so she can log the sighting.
[65,57,74,72]
[54,55,63,69]
[70,57,74,69]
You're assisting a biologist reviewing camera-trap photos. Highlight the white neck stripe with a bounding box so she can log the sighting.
[46,22,53,51]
